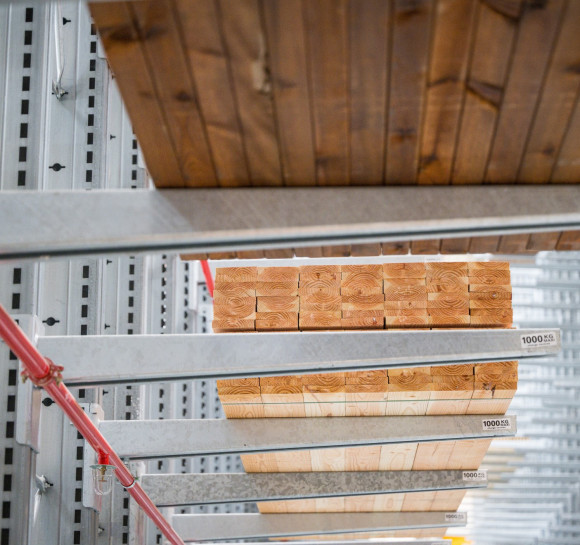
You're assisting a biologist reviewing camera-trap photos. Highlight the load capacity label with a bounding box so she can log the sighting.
[482,417,512,431]
[462,470,487,482]
[445,512,467,523]
[521,332,558,348]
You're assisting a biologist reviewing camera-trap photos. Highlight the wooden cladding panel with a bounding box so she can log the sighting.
[92,0,580,187]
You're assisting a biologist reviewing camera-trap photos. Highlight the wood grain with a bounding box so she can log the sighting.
[518,0,580,182]
[386,0,434,183]
[218,0,282,185]
[175,0,249,186]
[485,0,565,183]
[130,1,217,186]
[349,0,389,184]
[262,0,316,185]
[418,0,476,184]
[304,0,349,184]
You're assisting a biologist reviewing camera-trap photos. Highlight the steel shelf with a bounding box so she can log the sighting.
[36,328,560,385]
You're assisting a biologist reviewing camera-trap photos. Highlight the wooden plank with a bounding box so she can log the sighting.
[322,245,352,257]
[469,298,511,309]
[526,232,560,252]
[236,250,265,259]
[130,0,217,186]
[341,316,384,330]
[341,275,383,295]
[175,0,249,187]
[311,448,346,471]
[412,441,455,470]
[222,403,265,418]
[299,312,342,330]
[345,370,389,385]
[440,237,472,254]
[467,270,510,284]
[345,445,382,471]
[485,0,565,183]
[345,387,387,415]
[262,0,316,185]
[207,251,237,260]
[431,364,474,376]
[468,236,500,253]
[468,261,510,272]
[556,231,580,251]
[341,294,385,310]
[300,294,342,312]
[451,2,517,184]
[284,499,318,512]
[215,267,258,282]
[410,239,441,254]
[255,311,298,331]
[498,234,532,254]
[299,265,341,276]
[383,263,426,278]
[240,452,280,472]
[401,491,435,511]
[299,283,341,297]
[257,296,299,312]
[294,247,325,258]
[258,501,288,513]
[386,0,434,183]
[373,493,405,512]
[258,267,299,282]
[349,243,382,257]
[474,361,518,375]
[384,284,428,301]
[470,308,513,327]
[418,0,476,184]
[256,282,299,296]
[552,98,580,182]
[349,0,389,184]
[386,383,431,415]
[388,367,431,377]
[381,241,411,255]
[427,293,469,309]
[213,283,256,298]
[344,495,376,512]
[468,284,512,294]
[274,450,313,472]
[263,249,294,258]
[304,0,349,185]
[426,387,473,416]
[89,2,184,186]
[518,0,580,182]
[430,489,466,511]
[213,300,256,319]
[212,318,255,332]
[378,444,418,471]
[218,0,283,185]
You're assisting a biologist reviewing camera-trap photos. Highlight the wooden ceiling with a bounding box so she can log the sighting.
[91,0,580,188]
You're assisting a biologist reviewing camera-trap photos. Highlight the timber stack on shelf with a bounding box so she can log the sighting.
[214,261,518,540]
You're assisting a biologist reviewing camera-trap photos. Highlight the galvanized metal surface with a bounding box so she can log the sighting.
[141,470,486,506]
[99,415,516,458]
[171,512,467,541]
[36,329,560,385]
[2,186,580,259]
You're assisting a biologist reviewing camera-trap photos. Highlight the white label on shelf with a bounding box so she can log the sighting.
[462,469,488,482]
[445,512,467,523]
[482,417,512,431]
[520,332,558,348]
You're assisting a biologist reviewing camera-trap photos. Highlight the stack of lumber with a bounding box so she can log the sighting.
[217,361,518,419]
[212,261,512,331]
[213,260,517,530]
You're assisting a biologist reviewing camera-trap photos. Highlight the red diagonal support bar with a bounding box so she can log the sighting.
[200,260,214,298]
[0,305,185,545]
